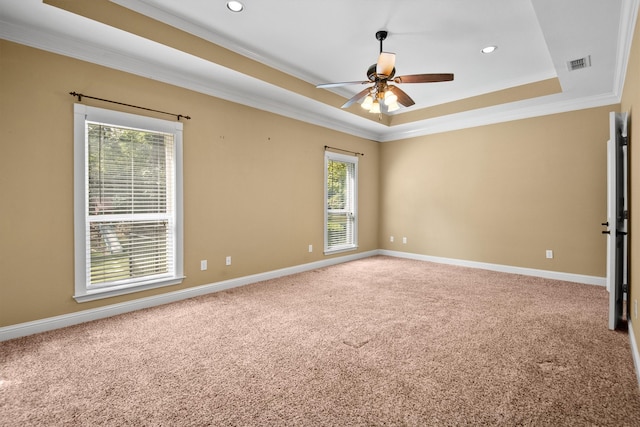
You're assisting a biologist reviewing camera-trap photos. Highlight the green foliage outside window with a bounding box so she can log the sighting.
[326,159,354,248]
[88,123,171,284]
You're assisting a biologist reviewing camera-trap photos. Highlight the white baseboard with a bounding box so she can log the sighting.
[379,250,606,286]
[0,249,606,342]
[0,250,378,342]
[629,321,640,390]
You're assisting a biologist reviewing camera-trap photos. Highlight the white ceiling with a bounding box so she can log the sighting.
[1,0,638,141]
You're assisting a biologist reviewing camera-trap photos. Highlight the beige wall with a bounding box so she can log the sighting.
[621,6,640,355]
[0,41,379,326]
[0,32,630,331]
[379,106,613,277]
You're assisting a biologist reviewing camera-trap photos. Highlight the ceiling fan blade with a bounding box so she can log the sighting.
[389,86,415,107]
[393,73,454,84]
[316,81,369,89]
[376,52,396,77]
[341,87,372,108]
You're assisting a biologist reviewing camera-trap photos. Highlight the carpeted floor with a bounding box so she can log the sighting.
[1,256,639,426]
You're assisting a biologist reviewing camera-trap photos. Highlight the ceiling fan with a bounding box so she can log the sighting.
[316,30,454,114]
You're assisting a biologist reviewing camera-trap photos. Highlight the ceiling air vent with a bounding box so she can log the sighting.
[567,55,591,71]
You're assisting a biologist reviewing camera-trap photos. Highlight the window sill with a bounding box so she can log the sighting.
[74,276,186,303]
[324,245,358,256]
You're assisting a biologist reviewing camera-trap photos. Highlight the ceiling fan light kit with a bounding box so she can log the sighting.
[361,87,400,113]
[316,30,454,115]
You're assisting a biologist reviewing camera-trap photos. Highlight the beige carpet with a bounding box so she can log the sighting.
[1,256,639,426]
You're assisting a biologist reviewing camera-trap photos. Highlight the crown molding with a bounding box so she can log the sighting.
[613,0,640,98]
[2,0,636,144]
[378,92,621,142]
[0,19,383,141]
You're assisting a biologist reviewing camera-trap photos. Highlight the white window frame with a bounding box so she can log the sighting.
[324,151,358,254]
[73,104,184,302]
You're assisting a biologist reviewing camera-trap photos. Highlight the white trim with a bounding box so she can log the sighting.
[379,250,606,286]
[1,3,636,144]
[378,92,622,142]
[73,276,186,303]
[324,246,359,256]
[112,0,635,120]
[0,249,612,341]
[629,321,640,390]
[0,250,378,342]
[73,104,184,302]
[0,20,382,143]
[324,151,358,254]
[613,0,640,99]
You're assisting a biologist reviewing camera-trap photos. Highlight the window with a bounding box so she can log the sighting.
[73,104,184,302]
[324,151,358,254]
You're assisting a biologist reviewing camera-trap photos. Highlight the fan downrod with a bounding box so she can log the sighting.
[376,30,388,53]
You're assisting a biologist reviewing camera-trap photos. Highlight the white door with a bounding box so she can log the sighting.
[606,111,628,330]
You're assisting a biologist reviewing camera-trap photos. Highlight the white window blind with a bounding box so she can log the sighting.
[87,123,174,286]
[325,152,358,254]
[74,104,184,302]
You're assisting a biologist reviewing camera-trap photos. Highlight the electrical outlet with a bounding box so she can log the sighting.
[225,256,231,266]
[546,250,553,259]
[390,236,394,243]
[402,237,407,244]
[308,244,313,253]
[200,260,207,271]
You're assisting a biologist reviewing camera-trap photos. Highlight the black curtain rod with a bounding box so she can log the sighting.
[324,145,364,156]
[70,92,191,121]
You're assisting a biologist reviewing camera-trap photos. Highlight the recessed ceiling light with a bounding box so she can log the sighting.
[227,1,244,12]
[481,45,497,54]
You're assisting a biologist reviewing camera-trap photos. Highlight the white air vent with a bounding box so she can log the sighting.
[567,55,591,71]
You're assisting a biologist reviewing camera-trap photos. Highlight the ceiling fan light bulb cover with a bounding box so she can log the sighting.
[361,95,373,109]
[387,102,400,112]
[369,101,381,114]
[384,91,398,105]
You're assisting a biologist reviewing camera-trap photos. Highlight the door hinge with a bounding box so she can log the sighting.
[623,210,629,220]
[623,283,629,293]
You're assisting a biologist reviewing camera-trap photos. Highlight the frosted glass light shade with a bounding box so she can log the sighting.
[361,95,373,109]
[384,90,398,105]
